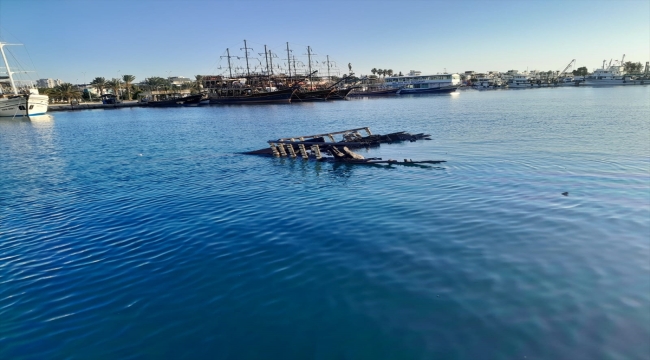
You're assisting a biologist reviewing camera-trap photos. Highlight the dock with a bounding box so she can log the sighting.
[48,101,146,112]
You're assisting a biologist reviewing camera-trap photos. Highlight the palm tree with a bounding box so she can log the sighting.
[194,75,203,94]
[131,85,143,101]
[371,68,377,76]
[122,74,136,100]
[387,69,393,77]
[52,83,82,104]
[377,69,383,78]
[144,76,169,91]
[106,78,123,99]
[144,77,171,100]
[90,77,106,96]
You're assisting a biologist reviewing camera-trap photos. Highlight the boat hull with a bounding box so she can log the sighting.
[397,85,458,94]
[292,89,334,102]
[0,94,49,117]
[147,94,204,107]
[209,89,295,104]
[349,88,400,96]
[581,79,649,86]
[328,87,357,100]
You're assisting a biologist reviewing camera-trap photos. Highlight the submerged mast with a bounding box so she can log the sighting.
[0,42,18,94]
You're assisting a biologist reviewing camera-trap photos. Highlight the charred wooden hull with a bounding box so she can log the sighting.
[209,89,295,104]
[244,129,432,157]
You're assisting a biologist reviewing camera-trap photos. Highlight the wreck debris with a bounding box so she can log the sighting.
[243,127,446,165]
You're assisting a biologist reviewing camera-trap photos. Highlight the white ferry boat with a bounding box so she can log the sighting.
[0,42,48,117]
[506,74,533,88]
[384,70,460,94]
[580,65,645,86]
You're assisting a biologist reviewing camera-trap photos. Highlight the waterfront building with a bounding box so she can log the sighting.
[168,76,193,86]
[36,78,62,88]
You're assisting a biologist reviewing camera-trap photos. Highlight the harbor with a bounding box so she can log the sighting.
[2,39,649,116]
[2,0,650,358]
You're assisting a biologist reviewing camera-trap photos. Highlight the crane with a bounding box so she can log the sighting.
[558,59,576,79]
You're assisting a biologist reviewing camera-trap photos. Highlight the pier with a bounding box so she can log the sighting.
[48,101,146,112]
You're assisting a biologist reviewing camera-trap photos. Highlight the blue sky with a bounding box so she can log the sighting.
[0,0,648,83]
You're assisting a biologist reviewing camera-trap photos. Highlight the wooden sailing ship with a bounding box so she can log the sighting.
[202,41,356,104]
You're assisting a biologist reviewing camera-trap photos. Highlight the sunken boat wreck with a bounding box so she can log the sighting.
[244,127,446,165]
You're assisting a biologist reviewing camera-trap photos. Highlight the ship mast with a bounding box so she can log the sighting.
[326,55,331,82]
[221,48,234,78]
[286,42,292,83]
[241,40,252,77]
[0,42,18,94]
[264,45,270,89]
[307,46,313,90]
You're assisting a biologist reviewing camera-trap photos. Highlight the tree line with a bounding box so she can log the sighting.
[40,75,205,103]
[371,68,403,77]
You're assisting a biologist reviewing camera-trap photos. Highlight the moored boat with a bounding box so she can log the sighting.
[384,71,460,94]
[0,42,48,117]
[506,74,534,88]
[327,87,358,100]
[348,88,400,96]
[581,66,636,86]
[147,93,203,107]
[292,88,334,102]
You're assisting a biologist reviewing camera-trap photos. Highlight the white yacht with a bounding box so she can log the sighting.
[507,74,533,88]
[384,70,460,94]
[580,65,644,86]
[0,42,48,117]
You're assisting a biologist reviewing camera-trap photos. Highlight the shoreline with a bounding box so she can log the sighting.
[48,100,145,112]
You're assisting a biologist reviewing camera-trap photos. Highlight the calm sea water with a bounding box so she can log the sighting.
[1,87,649,359]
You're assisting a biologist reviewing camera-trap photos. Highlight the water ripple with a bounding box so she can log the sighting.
[1,87,649,359]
